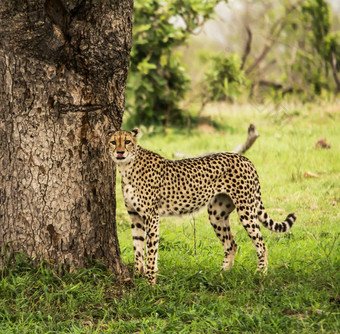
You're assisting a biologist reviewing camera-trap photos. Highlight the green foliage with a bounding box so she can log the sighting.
[326,32,340,70]
[203,53,247,102]
[126,0,222,127]
[291,51,328,96]
[298,0,340,95]
[125,0,340,125]
[302,0,331,58]
[257,0,340,100]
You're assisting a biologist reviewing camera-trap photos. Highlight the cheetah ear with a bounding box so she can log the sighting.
[131,128,139,137]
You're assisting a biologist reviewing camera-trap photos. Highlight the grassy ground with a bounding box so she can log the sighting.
[1,102,339,333]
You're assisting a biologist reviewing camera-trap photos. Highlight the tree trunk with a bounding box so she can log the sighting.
[0,0,133,278]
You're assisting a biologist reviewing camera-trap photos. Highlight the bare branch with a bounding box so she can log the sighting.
[233,124,259,155]
[241,25,252,70]
[259,80,283,89]
[245,0,306,75]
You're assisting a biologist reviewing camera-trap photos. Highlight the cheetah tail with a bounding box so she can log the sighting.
[257,206,296,233]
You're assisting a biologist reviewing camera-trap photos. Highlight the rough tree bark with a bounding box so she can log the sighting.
[0,0,133,278]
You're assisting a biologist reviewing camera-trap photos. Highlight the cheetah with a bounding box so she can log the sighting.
[108,129,296,285]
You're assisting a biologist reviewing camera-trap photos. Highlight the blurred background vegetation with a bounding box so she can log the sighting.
[124,0,340,128]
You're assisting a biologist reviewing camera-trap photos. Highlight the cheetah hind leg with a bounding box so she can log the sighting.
[237,205,268,273]
[208,194,237,271]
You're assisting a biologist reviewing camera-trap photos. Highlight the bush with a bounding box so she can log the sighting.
[126,0,222,127]
[203,53,247,102]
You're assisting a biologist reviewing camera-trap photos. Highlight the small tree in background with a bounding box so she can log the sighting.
[203,53,247,102]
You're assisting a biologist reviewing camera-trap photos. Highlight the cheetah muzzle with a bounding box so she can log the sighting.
[108,128,296,285]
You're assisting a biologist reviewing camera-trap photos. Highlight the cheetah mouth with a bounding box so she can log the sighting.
[116,153,126,160]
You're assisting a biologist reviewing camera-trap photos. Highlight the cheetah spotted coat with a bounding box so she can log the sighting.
[108,129,296,284]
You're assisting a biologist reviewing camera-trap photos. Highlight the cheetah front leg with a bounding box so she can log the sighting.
[128,211,146,275]
[144,211,160,285]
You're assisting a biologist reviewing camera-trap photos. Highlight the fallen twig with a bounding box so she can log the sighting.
[233,124,259,154]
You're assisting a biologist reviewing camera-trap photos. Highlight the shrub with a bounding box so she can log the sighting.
[203,53,247,102]
[126,0,222,127]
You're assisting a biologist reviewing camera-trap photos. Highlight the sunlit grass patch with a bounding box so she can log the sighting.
[115,101,339,333]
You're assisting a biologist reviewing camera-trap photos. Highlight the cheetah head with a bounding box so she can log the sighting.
[107,128,139,164]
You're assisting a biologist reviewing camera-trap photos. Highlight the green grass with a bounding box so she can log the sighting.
[1,102,340,333]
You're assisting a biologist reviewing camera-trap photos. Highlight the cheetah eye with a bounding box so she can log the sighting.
[125,140,131,145]
[110,141,116,145]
